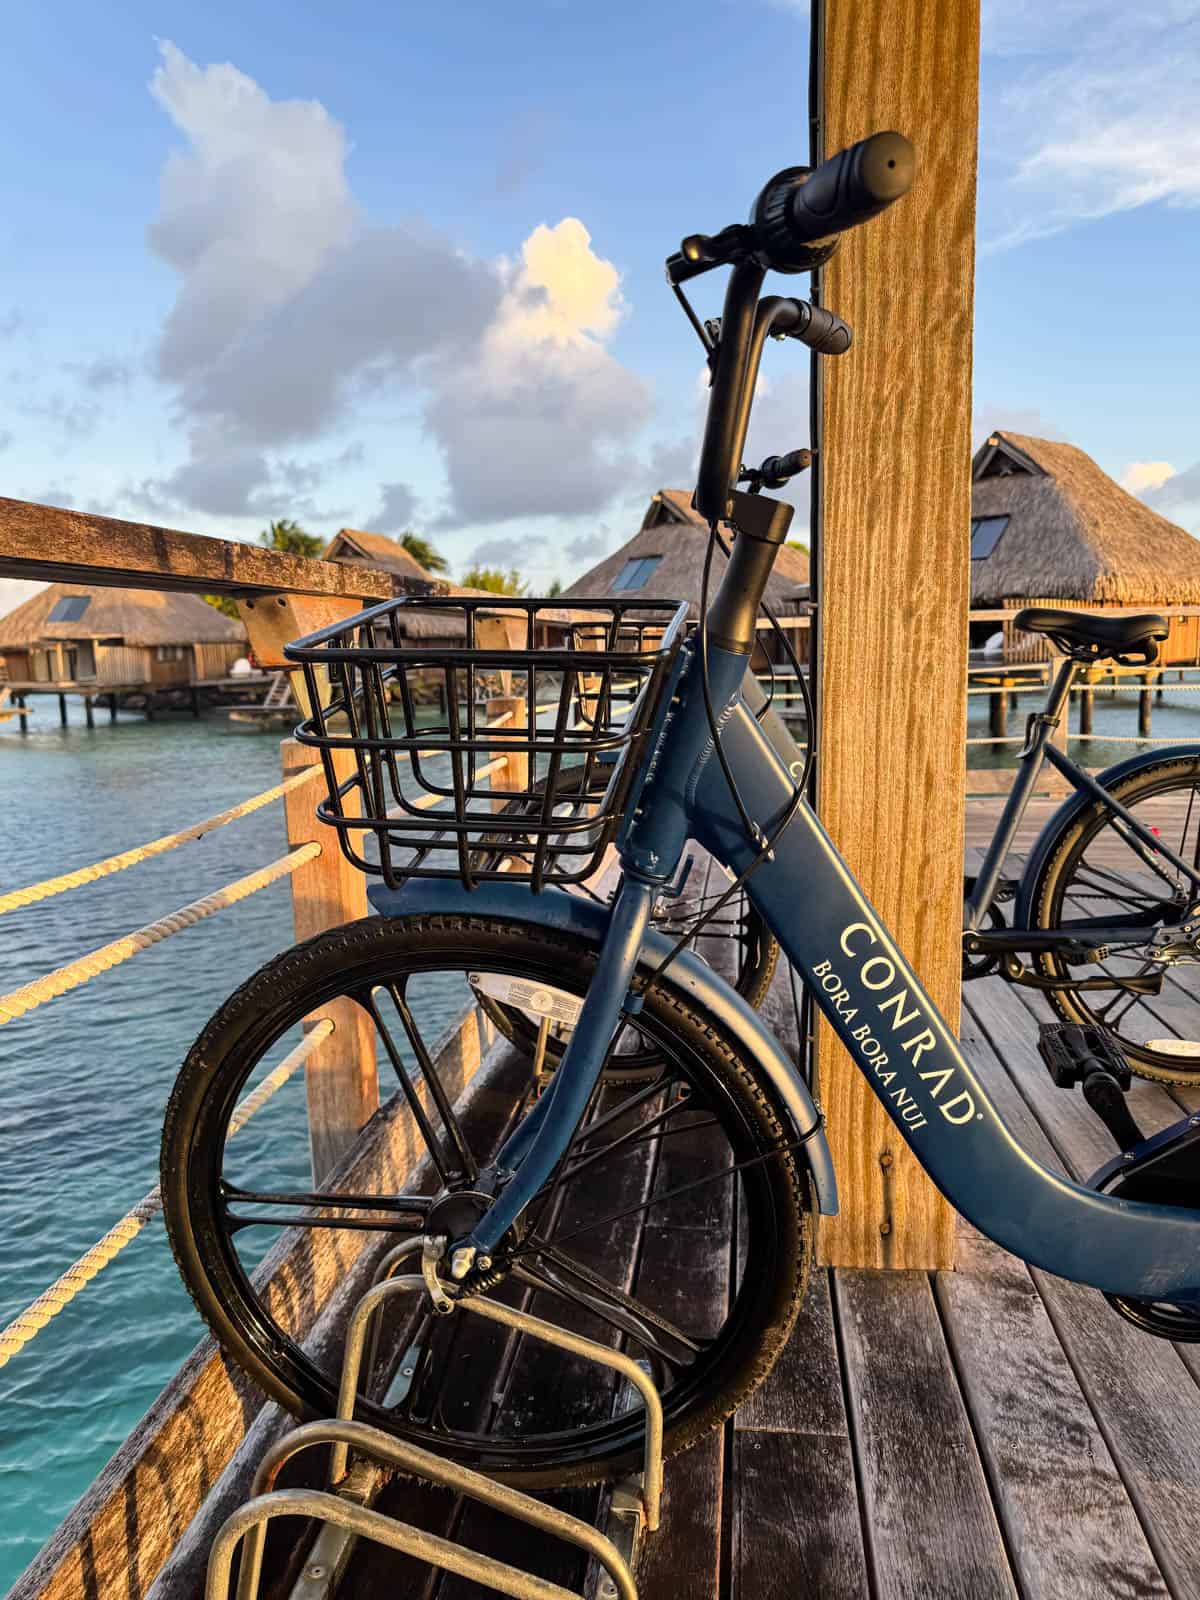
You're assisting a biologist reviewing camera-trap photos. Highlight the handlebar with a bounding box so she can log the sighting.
[751,132,915,270]
[688,131,913,523]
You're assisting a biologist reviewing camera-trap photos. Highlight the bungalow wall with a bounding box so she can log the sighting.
[194,641,244,679]
[97,643,144,683]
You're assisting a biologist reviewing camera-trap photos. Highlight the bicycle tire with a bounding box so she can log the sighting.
[161,912,812,1488]
[1029,755,1200,1083]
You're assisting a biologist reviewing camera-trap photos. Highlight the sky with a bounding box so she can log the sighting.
[1,0,1199,616]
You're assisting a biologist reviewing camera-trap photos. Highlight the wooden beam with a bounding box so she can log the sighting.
[815,0,980,1268]
[0,497,436,601]
[281,737,379,1183]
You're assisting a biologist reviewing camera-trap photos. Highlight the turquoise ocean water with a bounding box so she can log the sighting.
[1,680,1198,1587]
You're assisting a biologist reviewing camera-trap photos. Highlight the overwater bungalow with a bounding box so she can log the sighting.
[323,527,437,585]
[972,431,1200,662]
[0,584,247,720]
[0,583,246,687]
[564,489,811,665]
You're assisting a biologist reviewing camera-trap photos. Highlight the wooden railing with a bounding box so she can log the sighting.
[0,499,534,1598]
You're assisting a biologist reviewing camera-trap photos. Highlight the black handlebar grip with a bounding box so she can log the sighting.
[790,132,915,244]
[760,449,812,483]
[794,302,852,355]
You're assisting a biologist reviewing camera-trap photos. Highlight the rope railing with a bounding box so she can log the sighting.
[0,1018,334,1370]
[0,844,320,1027]
[0,765,323,918]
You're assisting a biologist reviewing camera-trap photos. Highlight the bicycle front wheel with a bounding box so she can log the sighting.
[1030,755,1200,1082]
[161,913,812,1488]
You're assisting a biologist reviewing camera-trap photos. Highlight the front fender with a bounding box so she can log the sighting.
[1015,744,1200,926]
[367,878,838,1215]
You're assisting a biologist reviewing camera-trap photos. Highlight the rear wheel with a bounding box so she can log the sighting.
[1030,756,1200,1083]
[161,913,812,1487]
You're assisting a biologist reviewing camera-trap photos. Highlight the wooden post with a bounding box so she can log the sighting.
[988,688,1008,740]
[281,738,379,1183]
[17,694,27,734]
[83,696,94,730]
[240,591,385,1184]
[486,695,529,808]
[1079,677,1094,736]
[58,693,67,727]
[815,0,979,1270]
[1140,673,1153,738]
[109,695,117,723]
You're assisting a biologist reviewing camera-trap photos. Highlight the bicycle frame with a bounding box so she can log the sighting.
[967,657,1200,935]
[377,637,1200,1305]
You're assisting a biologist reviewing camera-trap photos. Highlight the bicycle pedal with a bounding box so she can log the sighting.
[1037,1023,1132,1090]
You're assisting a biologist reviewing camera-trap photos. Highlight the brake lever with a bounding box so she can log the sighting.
[738,449,812,492]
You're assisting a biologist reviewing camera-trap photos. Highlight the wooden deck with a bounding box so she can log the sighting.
[194,809,1189,1600]
[25,809,1200,1600]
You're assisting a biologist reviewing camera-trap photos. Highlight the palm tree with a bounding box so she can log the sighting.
[259,519,324,560]
[461,566,526,595]
[398,530,448,574]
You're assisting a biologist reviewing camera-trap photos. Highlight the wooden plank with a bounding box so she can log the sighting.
[10,1005,499,1600]
[281,738,378,1183]
[834,1269,1017,1600]
[732,1429,868,1600]
[962,982,1200,1597]
[815,0,980,1269]
[937,1226,1169,1599]
[0,496,415,599]
[732,1272,870,1599]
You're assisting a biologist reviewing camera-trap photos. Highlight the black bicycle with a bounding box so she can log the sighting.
[957,619,1200,1085]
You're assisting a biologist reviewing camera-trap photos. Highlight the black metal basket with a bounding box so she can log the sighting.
[285,595,689,890]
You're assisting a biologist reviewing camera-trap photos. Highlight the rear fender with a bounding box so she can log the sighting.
[367,878,838,1215]
[1014,744,1200,926]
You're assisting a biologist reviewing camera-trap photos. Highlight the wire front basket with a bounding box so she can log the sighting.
[286,595,689,890]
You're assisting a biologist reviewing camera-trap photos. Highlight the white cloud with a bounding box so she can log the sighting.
[0,578,45,619]
[1121,460,1177,495]
[983,11,1200,248]
[148,41,356,382]
[426,219,654,527]
[139,45,652,533]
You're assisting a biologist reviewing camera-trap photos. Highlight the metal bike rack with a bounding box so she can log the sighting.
[206,1241,663,1600]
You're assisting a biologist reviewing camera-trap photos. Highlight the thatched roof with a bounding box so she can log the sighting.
[0,584,245,648]
[325,528,434,582]
[971,433,1200,605]
[563,490,810,617]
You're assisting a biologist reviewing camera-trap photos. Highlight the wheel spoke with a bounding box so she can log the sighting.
[544,1094,705,1191]
[515,1247,702,1364]
[224,1210,426,1235]
[357,987,457,1186]
[384,979,479,1182]
[221,1183,432,1215]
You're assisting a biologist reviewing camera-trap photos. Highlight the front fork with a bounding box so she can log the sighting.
[448,873,660,1272]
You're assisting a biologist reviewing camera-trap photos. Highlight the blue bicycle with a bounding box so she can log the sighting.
[162,132,1200,1490]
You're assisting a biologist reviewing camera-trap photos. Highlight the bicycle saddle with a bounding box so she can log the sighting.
[1014,608,1169,664]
